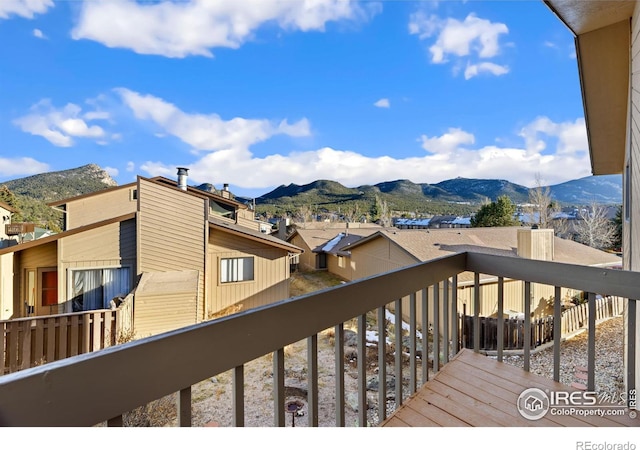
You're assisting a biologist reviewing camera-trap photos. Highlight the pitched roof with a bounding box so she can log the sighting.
[0,201,17,213]
[209,217,303,253]
[343,227,621,284]
[0,213,136,256]
[290,226,381,252]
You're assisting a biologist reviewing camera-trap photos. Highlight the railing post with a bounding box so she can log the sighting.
[377,308,387,423]
[587,292,596,391]
[421,288,429,383]
[409,292,417,395]
[433,283,440,372]
[443,279,449,363]
[334,323,345,427]
[553,286,562,382]
[307,334,318,427]
[497,277,504,362]
[627,299,636,408]
[357,314,367,427]
[394,299,403,408]
[178,386,191,427]
[273,348,285,427]
[233,365,244,427]
[451,275,458,356]
[473,273,480,352]
[524,281,531,372]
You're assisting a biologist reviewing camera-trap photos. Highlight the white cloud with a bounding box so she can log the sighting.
[374,98,390,108]
[409,11,509,80]
[464,62,509,80]
[72,0,381,58]
[519,116,588,156]
[420,128,475,154]
[136,116,591,191]
[13,100,109,147]
[115,88,311,152]
[33,28,46,39]
[126,161,135,172]
[0,157,49,177]
[0,0,53,20]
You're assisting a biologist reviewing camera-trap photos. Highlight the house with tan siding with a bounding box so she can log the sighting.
[0,170,302,335]
[287,223,381,274]
[333,227,620,328]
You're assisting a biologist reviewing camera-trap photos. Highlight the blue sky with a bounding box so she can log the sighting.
[0,0,588,198]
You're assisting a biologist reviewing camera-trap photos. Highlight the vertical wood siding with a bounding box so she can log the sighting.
[289,234,316,271]
[16,243,58,316]
[137,179,206,322]
[0,254,13,320]
[66,187,137,230]
[59,219,137,312]
[208,230,289,317]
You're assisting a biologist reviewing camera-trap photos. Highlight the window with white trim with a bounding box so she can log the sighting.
[71,267,131,312]
[220,257,254,283]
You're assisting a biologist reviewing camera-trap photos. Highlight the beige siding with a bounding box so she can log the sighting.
[134,292,198,338]
[16,243,58,317]
[66,187,137,229]
[208,230,289,317]
[133,271,199,337]
[0,253,13,319]
[137,179,207,323]
[290,234,317,271]
[59,219,137,312]
[349,238,416,280]
[517,229,554,261]
[327,254,351,281]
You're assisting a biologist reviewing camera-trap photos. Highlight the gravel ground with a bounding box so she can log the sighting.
[184,315,625,427]
[496,315,626,398]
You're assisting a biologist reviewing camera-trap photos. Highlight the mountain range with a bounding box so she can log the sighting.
[0,165,623,227]
[254,174,622,211]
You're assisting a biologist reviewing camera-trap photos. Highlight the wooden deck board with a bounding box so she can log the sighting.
[380,349,639,427]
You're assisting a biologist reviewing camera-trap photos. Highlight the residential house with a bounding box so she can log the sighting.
[0,201,17,320]
[0,169,302,336]
[336,227,620,326]
[287,222,381,274]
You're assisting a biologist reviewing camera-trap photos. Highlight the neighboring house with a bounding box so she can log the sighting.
[333,227,620,323]
[0,201,17,248]
[0,170,302,334]
[287,223,381,273]
[394,216,471,230]
[545,0,639,394]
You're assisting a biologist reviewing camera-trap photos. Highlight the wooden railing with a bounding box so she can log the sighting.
[0,252,637,426]
[0,296,134,375]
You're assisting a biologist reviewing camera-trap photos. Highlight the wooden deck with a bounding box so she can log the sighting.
[380,349,639,427]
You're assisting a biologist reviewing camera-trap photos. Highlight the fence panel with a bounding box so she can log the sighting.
[1,301,132,375]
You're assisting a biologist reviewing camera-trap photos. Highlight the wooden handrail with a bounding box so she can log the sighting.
[0,251,637,427]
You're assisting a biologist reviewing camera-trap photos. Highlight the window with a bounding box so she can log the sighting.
[220,257,254,283]
[71,267,131,312]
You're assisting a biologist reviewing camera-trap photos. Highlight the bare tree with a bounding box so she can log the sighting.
[295,204,314,224]
[525,173,559,229]
[573,201,616,250]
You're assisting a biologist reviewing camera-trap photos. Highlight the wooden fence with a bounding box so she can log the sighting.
[459,295,624,351]
[1,296,133,375]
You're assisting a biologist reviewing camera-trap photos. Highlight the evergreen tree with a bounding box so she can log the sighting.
[471,195,517,227]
